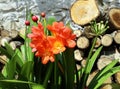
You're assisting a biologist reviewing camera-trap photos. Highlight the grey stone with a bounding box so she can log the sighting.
[0,0,120,31]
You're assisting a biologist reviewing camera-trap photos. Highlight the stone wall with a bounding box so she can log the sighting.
[0,0,120,31]
[0,0,75,31]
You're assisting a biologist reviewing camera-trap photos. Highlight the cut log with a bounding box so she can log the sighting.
[74,49,84,61]
[9,41,16,50]
[114,48,120,63]
[9,30,19,39]
[0,55,7,64]
[100,84,112,89]
[76,64,81,71]
[87,70,112,87]
[97,55,113,70]
[19,28,25,38]
[115,71,120,84]
[114,32,120,44]
[70,0,100,25]
[104,77,112,84]
[9,41,22,50]
[0,37,12,46]
[1,30,9,37]
[109,8,120,29]
[77,36,89,49]
[95,37,101,48]
[86,70,99,86]
[84,26,94,38]
[118,30,120,33]
[101,34,113,47]
[81,59,86,67]
[73,29,82,38]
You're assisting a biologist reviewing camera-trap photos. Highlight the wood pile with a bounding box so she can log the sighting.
[71,0,120,88]
[0,29,23,48]
[0,28,24,65]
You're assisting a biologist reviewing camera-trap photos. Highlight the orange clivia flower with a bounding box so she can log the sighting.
[28,21,76,64]
[48,36,66,54]
[47,22,76,48]
[35,39,55,64]
[28,22,45,52]
[28,22,54,64]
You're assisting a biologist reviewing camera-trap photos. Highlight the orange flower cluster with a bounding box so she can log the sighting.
[28,22,76,64]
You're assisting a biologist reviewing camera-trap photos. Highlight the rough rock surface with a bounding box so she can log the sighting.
[0,0,120,31]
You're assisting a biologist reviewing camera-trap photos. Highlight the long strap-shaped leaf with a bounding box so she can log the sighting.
[80,46,103,89]
[62,48,76,89]
[0,80,44,89]
[94,66,120,89]
[88,59,118,88]
[86,46,103,74]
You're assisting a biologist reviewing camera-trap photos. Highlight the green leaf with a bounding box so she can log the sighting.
[31,84,45,89]
[62,48,76,89]
[0,46,11,59]
[23,38,34,62]
[13,49,24,68]
[43,63,53,88]
[2,65,7,78]
[20,40,34,62]
[79,46,103,89]
[20,45,26,61]
[0,44,23,68]
[47,16,56,25]
[20,61,34,81]
[6,57,16,79]
[94,66,120,89]
[5,43,14,57]
[15,48,25,64]
[0,73,5,80]
[0,80,44,89]
[86,46,103,74]
[3,52,18,79]
[88,59,118,89]
[112,83,120,89]
[25,38,34,61]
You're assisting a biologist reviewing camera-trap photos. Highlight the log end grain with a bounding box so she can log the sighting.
[114,32,120,44]
[101,34,113,47]
[109,8,120,29]
[77,36,89,49]
[70,0,100,26]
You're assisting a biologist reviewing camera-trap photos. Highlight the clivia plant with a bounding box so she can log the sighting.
[0,11,120,89]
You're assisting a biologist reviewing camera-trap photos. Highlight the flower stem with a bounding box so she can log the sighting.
[54,55,58,89]
[87,37,97,60]
[43,18,48,35]
[43,63,53,88]
[80,36,97,89]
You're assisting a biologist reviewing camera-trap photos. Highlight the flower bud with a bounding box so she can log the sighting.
[40,12,46,18]
[32,15,38,22]
[25,20,30,26]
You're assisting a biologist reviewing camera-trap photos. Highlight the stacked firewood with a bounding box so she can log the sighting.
[0,28,23,49]
[71,0,120,88]
[0,28,24,65]
[73,29,120,89]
